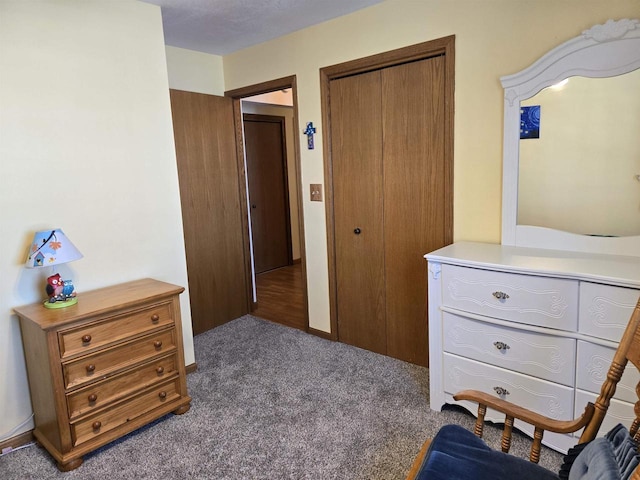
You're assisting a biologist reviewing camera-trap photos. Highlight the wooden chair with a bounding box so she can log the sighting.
[408,298,640,480]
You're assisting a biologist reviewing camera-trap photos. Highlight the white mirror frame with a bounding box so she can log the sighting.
[501,18,640,257]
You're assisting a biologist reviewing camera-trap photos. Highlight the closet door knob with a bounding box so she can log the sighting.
[354,228,361,235]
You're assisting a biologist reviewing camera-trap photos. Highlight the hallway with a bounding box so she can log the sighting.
[252,263,306,331]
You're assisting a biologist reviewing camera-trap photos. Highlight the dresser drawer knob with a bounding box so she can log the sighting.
[151,314,160,323]
[493,341,510,351]
[492,291,510,300]
[493,386,510,396]
[81,334,92,344]
[86,364,96,374]
[156,366,165,375]
[154,340,163,349]
[92,421,102,431]
[158,391,167,400]
[88,393,98,403]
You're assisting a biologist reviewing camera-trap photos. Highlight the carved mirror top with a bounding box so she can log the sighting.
[500,19,640,257]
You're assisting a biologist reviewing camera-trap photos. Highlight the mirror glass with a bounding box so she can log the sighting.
[517,69,640,237]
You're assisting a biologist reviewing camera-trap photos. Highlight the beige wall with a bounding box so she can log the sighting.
[222,0,640,332]
[0,1,193,440]
[165,45,225,95]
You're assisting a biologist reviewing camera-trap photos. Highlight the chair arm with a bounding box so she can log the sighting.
[454,389,595,434]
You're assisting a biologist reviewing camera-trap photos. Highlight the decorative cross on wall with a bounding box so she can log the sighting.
[303,122,317,150]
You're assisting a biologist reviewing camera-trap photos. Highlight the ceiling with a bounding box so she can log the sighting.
[142,0,386,56]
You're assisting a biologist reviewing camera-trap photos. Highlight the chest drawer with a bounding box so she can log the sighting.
[66,353,179,420]
[574,390,635,440]
[70,377,181,447]
[443,353,574,421]
[63,328,177,390]
[441,264,578,330]
[59,303,174,359]
[579,283,640,342]
[443,312,576,386]
[576,341,640,404]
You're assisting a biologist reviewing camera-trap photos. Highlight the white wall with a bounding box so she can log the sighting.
[222,0,640,333]
[0,1,193,441]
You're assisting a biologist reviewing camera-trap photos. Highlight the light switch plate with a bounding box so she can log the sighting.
[310,184,323,202]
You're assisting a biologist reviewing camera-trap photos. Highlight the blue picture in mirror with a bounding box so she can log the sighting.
[520,105,540,139]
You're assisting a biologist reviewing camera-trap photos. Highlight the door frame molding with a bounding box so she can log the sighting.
[225,76,310,330]
[320,36,455,341]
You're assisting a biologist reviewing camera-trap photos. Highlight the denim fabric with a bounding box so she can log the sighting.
[415,425,559,480]
[568,424,639,480]
[417,424,640,480]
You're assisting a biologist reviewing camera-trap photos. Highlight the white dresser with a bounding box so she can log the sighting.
[426,241,640,453]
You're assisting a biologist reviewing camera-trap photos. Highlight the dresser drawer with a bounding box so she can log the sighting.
[71,377,181,447]
[63,328,177,390]
[576,341,640,404]
[441,264,578,330]
[443,353,574,420]
[443,312,576,386]
[59,303,174,359]
[66,353,179,420]
[575,389,635,440]
[579,283,640,342]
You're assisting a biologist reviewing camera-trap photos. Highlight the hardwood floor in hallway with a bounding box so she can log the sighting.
[252,263,307,331]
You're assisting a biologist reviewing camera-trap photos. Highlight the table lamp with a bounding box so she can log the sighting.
[25,229,83,309]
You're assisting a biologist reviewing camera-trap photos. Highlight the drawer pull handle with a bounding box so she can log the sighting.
[493,341,510,351]
[81,334,92,344]
[151,314,160,323]
[86,364,96,373]
[158,391,167,400]
[156,366,165,375]
[492,291,510,300]
[92,421,102,431]
[88,394,98,403]
[154,340,163,349]
[493,386,510,396]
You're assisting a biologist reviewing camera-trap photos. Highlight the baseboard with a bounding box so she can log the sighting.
[292,258,301,265]
[0,429,34,454]
[185,363,198,374]
[308,327,335,341]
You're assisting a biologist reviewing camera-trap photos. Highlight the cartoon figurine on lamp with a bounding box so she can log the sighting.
[46,273,76,305]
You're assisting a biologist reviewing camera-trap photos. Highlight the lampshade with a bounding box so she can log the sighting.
[25,229,83,268]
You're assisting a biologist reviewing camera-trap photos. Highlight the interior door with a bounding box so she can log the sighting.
[331,70,387,355]
[243,114,292,273]
[169,89,248,335]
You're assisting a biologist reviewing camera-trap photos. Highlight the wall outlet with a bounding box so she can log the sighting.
[310,184,323,202]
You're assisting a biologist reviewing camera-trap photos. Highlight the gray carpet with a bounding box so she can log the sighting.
[0,315,563,479]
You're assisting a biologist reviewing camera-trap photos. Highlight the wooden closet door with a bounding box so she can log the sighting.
[382,56,446,366]
[330,71,387,355]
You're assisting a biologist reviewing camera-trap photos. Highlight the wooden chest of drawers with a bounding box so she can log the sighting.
[15,278,192,471]
[426,242,640,453]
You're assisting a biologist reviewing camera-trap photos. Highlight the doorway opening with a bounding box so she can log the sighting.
[226,77,309,332]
